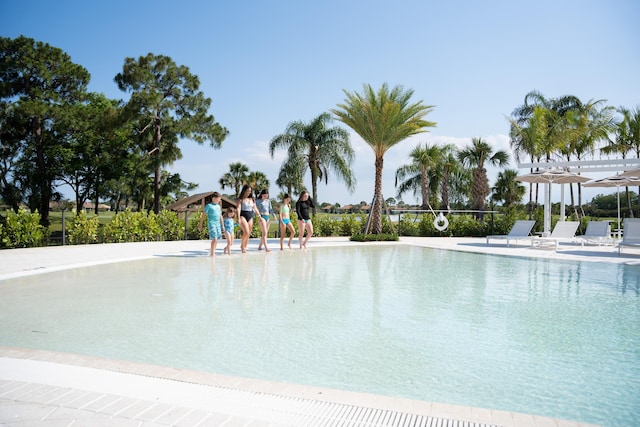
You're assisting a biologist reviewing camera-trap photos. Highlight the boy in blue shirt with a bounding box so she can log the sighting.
[198,192,225,256]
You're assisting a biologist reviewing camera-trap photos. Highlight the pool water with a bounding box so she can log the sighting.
[1,245,639,427]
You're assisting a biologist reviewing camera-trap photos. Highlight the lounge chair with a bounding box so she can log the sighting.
[486,220,536,247]
[531,221,580,250]
[574,221,612,246]
[617,218,640,254]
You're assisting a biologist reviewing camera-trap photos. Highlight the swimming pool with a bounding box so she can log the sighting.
[0,244,638,427]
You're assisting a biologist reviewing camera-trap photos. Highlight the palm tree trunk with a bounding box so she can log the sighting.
[440,170,450,211]
[371,156,384,234]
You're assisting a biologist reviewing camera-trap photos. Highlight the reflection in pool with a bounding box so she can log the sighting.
[1,245,638,427]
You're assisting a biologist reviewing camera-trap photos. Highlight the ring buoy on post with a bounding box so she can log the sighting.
[433,212,449,231]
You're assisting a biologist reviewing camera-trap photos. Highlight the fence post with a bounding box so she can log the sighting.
[61,208,66,246]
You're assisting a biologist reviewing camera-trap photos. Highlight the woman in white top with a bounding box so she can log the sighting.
[236,184,260,253]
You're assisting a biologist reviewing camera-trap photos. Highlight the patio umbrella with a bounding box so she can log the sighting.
[619,167,640,178]
[516,169,592,235]
[583,175,640,236]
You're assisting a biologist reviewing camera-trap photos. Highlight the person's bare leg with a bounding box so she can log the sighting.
[298,220,304,248]
[303,222,313,248]
[288,224,294,248]
[280,222,285,250]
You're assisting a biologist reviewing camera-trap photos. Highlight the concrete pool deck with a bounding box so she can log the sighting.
[2,236,632,426]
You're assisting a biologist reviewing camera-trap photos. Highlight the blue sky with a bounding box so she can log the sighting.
[2,0,639,205]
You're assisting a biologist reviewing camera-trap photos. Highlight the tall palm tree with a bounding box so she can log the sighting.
[394,142,441,210]
[457,137,509,217]
[563,99,615,216]
[491,169,526,207]
[247,171,270,195]
[435,144,461,211]
[331,83,436,234]
[509,91,581,218]
[275,160,305,196]
[269,112,356,214]
[602,106,640,216]
[508,105,548,217]
[219,162,249,197]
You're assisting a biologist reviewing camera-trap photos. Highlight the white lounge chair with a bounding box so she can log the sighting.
[617,218,640,254]
[531,221,580,250]
[486,220,536,247]
[574,221,612,246]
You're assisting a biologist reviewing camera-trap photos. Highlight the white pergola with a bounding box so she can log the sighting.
[517,158,640,235]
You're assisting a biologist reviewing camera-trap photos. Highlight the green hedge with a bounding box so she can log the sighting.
[0,209,48,248]
[0,209,535,249]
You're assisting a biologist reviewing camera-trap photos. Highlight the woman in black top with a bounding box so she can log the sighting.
[296,191,314,249]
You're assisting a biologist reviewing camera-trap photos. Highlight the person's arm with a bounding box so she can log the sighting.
[295,200,302,218]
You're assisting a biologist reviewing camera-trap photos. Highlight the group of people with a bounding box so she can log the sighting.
[198,185,315,256]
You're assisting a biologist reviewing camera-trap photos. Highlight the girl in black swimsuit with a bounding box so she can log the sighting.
[296,191,315,249]
[236,185,259,253]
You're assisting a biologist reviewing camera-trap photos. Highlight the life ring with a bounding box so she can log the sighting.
[433,213,449,231]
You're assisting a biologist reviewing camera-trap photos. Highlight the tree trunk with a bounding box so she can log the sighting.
[371,156,384,234]
[420,167,430,210]
[440,170,450,211]
[34,119,51,227]
[153,122,162,214]
[311,170,318,216]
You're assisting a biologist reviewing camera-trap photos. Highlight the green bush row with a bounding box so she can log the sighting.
[1,208,549,249]
[0,209,49,248]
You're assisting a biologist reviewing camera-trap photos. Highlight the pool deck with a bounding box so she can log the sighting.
[2,236,632,426]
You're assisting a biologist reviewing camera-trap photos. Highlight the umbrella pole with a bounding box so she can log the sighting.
[560,184,566,221]
[617,188,621,238]
[544,183,551,236]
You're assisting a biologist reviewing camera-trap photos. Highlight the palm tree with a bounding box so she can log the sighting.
[395,142,441,210]
[457,137,509,217]
[331,83,436,234]
[246,171,270,195]
[219,162,249,197]
[269,112,356,214]
[491,169,526,207]
[602,106,640,216]
[435,144,461,211]
[275,158,305,196]
[509,91,582,217]
[563,99,615,216]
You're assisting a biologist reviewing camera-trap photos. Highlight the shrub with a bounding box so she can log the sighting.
[1,209,48,248]
[313,214,336,237]
[336,214,365,236]
[157,210,184,241]
[398,215,420,236]
[67,211,100,244]
[102,210,156,243]
[350,233,399,242]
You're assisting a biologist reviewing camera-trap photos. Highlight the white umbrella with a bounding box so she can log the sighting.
[516,169,592,235]
[619,167,640,178]
[583,175,640,237]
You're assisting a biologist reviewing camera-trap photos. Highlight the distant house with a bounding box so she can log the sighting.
[339,205,354,213]
[82,202,111,212]
[321,204,334,213]
[165,192,236,219]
